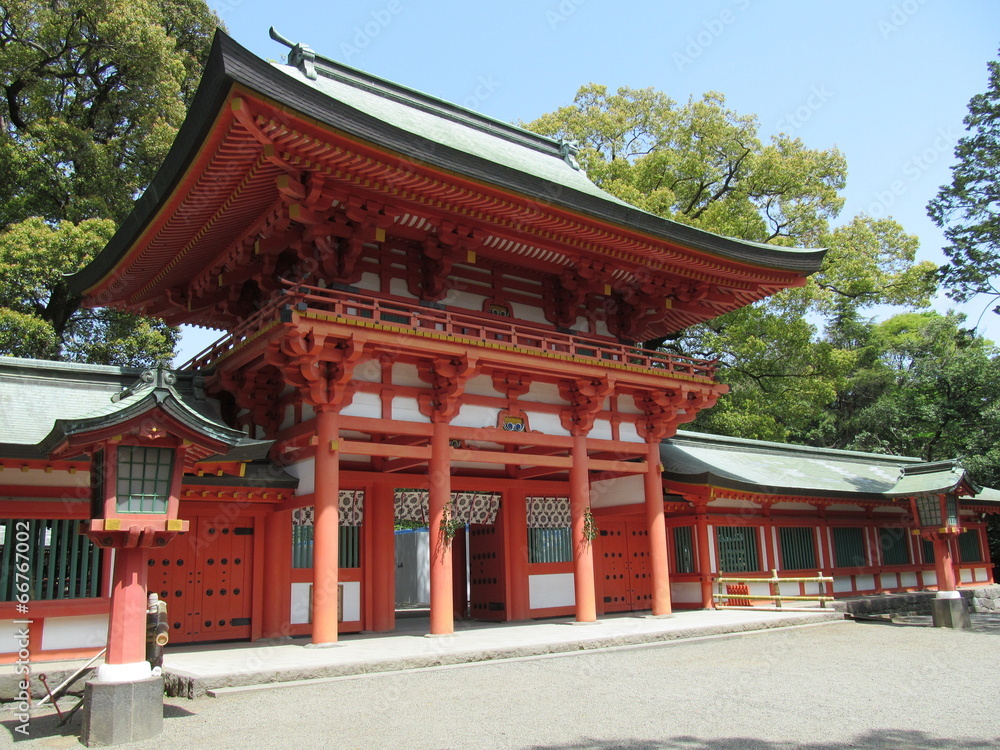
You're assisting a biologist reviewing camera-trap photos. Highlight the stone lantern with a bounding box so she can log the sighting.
[886,461,974,629]
[40,367,270,745]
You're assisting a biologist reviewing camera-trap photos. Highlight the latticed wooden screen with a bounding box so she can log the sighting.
[778,527,817,570]
[528,528,572,563]
[878,527,910,565]
[715,526,759,573]
[957,529,983,563]
[832,527,868,568]
[0,519,103,600]
[672,526,695,574]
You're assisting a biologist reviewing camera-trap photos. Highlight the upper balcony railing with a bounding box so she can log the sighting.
[181,280,718,382]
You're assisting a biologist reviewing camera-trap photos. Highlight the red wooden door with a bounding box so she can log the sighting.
[468,520,506,621]
[146,515,254,643]
[598,521,652,612]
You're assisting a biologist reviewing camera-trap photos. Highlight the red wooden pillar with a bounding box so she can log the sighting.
[644,441,671,616]
[312,408,341,645]
[933,537,958,591]
[570,434,596,623]
[695,502,713,608]
[261,509,293,638]
[369,482,396,632]
[504,487,530,621]
[105,546,149,665]
[428,420,454,635]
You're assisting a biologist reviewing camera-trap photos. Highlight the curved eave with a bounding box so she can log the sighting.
[70,31,824,299]
[39,389,269,459]
[664,473,891,504]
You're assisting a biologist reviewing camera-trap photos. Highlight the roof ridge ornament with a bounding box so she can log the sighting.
[112,364,177,403]
[559,139,582,171]
[269,27,317,80]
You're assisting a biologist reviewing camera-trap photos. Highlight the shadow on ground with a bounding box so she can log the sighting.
[524,730,1000,750]
[1,703,195,745]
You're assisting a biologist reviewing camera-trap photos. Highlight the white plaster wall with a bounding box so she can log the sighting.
[833,576,854,593]
[392,364,424,388]
[589,418,613,441]
[591,474,643,509]
[900,572,918,587]
[341,391,381,419]
[355,271,381,292]
[960,568,974,584]
[524,382,565,406]
[770,502,815,511]
[709,498,760,510]
[617,421,641,443]
[1,621,26,654]
[290,582,311,625]
[393,396,431,423]
[594,318,611,338]
[855,574,875,591]
[41,615,108,651]
[974,567,988,582]
[280,404,295,431]
[302,403,316,423]
[616,395,642,415]
[286,458,315,496]
[288,581,360,623]
[529,573,575,609]
[464,374,498,398]
[707,526,717,573]
[880,573,898,590]
[803,582,821,595]
[342,581,361,622]
[525,411,570,437]
[748,582,770,598]
[509,301,548,327]
[351,358,383,384]
[569,315,588,333]
[4,470,90,489]
[670,582,702,604]
[779,581,799,597]
[389,277,419,299]
[923,571,937,586]
[442,289,488,312]
[452,404,501,430]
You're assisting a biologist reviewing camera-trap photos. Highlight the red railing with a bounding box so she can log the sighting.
[181,281,718,381]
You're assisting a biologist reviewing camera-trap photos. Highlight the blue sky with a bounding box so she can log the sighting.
[177,0,1000,361]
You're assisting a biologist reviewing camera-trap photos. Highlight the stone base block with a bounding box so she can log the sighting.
[80,676,164,747]
[931,597,972,629]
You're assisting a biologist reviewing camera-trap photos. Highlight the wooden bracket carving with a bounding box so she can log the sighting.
[558,377,612,436]
[417,355,475,423]
[267,330,362,409]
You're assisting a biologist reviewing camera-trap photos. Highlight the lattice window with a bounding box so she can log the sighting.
[0,519,103,601]
[116,446,173,514]
[291,490,366,569]
[878,527,910,566]
[832,527,868,568]
[528,528,572,563]
[715,526,760,573]
[957,529,983,563]
[672,526,695,574]
[778,527,817,571]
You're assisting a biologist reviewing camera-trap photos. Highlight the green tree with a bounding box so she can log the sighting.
[0,0,220,365]
[527,86,937,442]
[928,50,1000,315]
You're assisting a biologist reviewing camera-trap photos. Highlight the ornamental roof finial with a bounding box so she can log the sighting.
[269,27,317,80]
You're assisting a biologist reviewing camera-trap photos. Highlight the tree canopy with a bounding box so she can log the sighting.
[0,0,220,365]
[526,85,938,442]
[929,50,1000,316]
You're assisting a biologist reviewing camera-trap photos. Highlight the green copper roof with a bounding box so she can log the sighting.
[0,357,269,462]
[884,460,982,499]
[662,431,923,500]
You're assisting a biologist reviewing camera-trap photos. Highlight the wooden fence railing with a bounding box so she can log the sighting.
[714,569,834,611]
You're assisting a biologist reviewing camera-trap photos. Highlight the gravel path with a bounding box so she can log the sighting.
[4,618,999,749]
